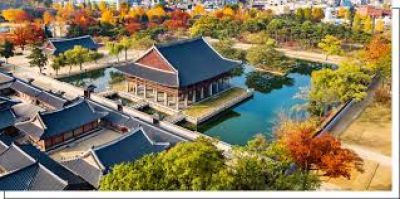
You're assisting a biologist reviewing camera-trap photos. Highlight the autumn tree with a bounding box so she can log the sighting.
[72,9,96,30]
[100,9,116,25]
[11,24,45,51]
[363,36,391,80]
[2,9,31,23]
[43,11,54,25]
[311,7,324,22]
[282,124,363,189]
[27,47,48,74]
[146,6,166,23]
[192,4,206,16]
[163,10,190,30]
[0,41,14,63]
[318,35,343,61]
[363,16,373,34]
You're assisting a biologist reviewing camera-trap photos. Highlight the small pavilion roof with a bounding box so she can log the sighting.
[45,35,98,56]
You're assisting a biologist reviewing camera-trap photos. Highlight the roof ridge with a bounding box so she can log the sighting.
[155,36,202,49]
[49,35,91,42]
[39,98,85,116]
[93,127,145,151]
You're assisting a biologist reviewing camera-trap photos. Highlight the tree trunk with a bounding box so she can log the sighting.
[125,49,128,62]
[80,63,83,71]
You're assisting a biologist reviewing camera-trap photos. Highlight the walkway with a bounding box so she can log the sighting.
[204,37,345,65]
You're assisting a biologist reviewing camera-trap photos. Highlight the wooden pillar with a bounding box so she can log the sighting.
[175,94,179,110]
[134,82,138,95]
[154,89,158,102]
[216,80,219,93]
[192,89,196,103]
[209,83,213,96]
[143,84,147,98]
[164,92,168,106]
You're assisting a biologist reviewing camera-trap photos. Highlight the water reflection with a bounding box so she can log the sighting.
[178,109,241,132]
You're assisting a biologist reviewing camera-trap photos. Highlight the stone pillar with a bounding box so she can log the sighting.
[192,89,196,103]
[200,87,204,99]
[209,83,213,96]
[164,92,168,106]
[184,93,188,107]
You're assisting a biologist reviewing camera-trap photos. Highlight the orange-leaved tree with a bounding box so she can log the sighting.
[164,10,190,30]
[282,122,363,184]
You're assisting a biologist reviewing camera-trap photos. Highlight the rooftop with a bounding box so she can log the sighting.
[45,35,99,56]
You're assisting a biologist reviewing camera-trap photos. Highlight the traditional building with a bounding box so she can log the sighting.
[43,35,99,56]
[0,97,19,135]
[0,139,92,190]
[62,127,172,188]
[15,99,107,150]
[116,37,241,110]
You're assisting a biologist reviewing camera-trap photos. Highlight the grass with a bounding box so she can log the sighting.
[183,87,247,118]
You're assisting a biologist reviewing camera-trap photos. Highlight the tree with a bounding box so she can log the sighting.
[51,54,67,75]
[374,19,385,33]
[246,45,294,73]
[282,124,363,188]
[106,42,123,63]
[1,9,30,23]
[309,60,371,115]
[311,8,324,22]
[64,45,91,72]
[118,37,133,62]
[363,16,373,34]
[352,14,363,32]
[100,137,227,190]
[100,9,116,25]
[27,47,48,74]
[0,41,15,63]
[11,24,45,51]
[318,35,343,60]
[88,51,104,64]
[43,11,54,25]
[212,39,245,60]
[193,4,206,16]
[363,36,391,80]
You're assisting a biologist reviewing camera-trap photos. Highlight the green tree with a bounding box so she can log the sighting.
[0,41,14,63]
[246,45,294,74]
[295,8,304,21]
[318,35,343,61]
[212,39,245,60]
[64,45,91,73]
[119,37,133,62]
[88,51,104,64]
[51,54,67,76]
[106,42,123,63]
[27,47,48,74]
[309,60,371,115]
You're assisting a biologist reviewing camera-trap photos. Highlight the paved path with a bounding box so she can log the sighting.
[343,143,391,167]
[204,37,345,65]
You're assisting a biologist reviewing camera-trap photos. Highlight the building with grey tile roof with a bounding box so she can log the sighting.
[43,35,99,56]
[62,127,172,188]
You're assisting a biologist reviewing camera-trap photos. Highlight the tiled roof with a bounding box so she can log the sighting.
[0,163,68,190]
[47,35,99,55]
[18,144,88,188]
[155,37,241,87]
[36,92,67,109]
[88,100,185,144]
[62,159,102,188]
[0,109,16,130]
[116,63,179,87]
[116,37,241,87]
[91,128,169,172]
[0,72,14,85]
[36,99,107,139]
[10,80,41,98]
[0,144,35,172]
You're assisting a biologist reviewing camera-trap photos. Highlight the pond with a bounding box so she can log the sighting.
[178,60,331,145]
[59,67,125,93]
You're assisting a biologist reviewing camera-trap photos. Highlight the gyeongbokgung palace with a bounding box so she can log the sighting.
[116,37,242,110]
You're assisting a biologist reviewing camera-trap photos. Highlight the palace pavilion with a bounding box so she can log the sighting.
[116,37,242,110]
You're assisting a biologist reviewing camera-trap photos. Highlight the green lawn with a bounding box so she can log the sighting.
[183,87,247,118]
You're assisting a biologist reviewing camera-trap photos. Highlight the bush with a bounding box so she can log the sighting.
[374,84,391,105]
